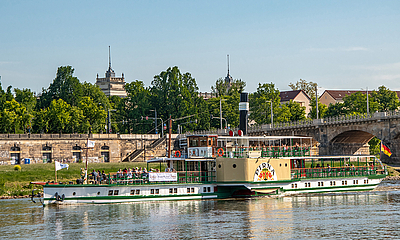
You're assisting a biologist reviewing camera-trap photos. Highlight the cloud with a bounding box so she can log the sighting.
[304,47,369,52]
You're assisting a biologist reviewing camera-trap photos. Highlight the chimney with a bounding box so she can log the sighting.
[239,92,249,135]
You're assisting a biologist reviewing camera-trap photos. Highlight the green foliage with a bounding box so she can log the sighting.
[14,165,21,171]
[46,99,72,133]
[369,137,381,156]
[309,97,328,119]
[249,83,280,125]
[325,102,347,117]
[150,66,203,133]
[343,91,378,115]
[370,86,400,111]
[285,100,306,122]
[288,79,317,99]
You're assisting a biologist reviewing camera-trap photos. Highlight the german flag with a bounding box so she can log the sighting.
[381,142,392,157]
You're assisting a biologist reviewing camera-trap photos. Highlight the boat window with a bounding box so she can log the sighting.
[189,138,198,147]
[174,188,178,193]
[97,192,100,195]
[151,189,154,194]
[232,164,236,168]
[208,139,212,146]
[136,189,140,195]
[108,190,113,196]
[114,190,119,195]
[200,138,207,147]
[203,187,206,192]
[308,183,310,187]
[207,187,211,192]
[73,192,76,196]
[130,190,135,195]
[169,188,173,194]
[155,189,159,194]
[187,188,190,193]
[191,188,194,193]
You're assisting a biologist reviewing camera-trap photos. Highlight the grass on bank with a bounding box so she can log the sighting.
[0,162,163,196]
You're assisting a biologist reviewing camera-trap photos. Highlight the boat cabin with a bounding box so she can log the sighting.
[187,135,218,158]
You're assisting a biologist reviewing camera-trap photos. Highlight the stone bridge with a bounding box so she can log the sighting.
[247,112,400,164]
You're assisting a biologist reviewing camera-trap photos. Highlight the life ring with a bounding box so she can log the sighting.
[174,150,181,158]
[217,148,224,157]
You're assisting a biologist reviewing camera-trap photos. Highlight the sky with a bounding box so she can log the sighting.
[1,0,400,95]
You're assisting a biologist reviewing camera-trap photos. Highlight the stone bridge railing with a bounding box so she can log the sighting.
[248,110,400,133]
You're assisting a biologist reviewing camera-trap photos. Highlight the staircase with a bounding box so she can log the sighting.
[122,137,166,162]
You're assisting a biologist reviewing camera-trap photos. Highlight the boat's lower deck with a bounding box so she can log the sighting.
[41,175,385,205]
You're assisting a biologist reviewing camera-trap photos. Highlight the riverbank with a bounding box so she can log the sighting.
[0,162,156,197]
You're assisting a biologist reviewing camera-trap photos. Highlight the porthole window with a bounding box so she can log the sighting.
[285,163,287,167]
[203,187,206,192]
[233,164,236,168]
[218,164,222,168]
[280,164,282,167]
[73,192,76,196]
[207,187,211,192]
[97,192,100,195]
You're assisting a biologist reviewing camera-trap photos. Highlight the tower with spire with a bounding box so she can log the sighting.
[224,54,233,91]
[96,46,127,97]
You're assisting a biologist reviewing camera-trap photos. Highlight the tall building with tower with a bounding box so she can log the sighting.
[96,46,127,97]
[224,54,233,91]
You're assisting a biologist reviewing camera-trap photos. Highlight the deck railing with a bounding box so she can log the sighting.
[101,171,216,185]
[219,146,311,158]
[291,166,386,180]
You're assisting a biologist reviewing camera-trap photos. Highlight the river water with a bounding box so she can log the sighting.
[1,181,400,239]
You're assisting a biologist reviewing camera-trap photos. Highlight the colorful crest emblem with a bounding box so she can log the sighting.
[254,162,276,182]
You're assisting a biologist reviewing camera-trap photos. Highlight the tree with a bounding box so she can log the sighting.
[370,86,400,112]
[211,78,246,97]
[46,99,72,133]
[38,66,83,109]
[325,102,347,117]
[288,79,317,99]
[343,91,378,115]
[81,82,111,110]
[285,100,306,121]
[150,66,201,133]
[78,97,106,133]
[14,88,36,114]
[0,99,30,133]
[309,97,328,119]
[249,83,280,125]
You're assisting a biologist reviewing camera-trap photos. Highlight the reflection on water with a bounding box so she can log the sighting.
[1,187,400,239]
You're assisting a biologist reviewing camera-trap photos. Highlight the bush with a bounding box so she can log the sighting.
[14,165,21,171]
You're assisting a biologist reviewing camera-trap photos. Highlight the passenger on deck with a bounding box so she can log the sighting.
[91,169,98,184]
[327,164,331,172]
[117,169,123,178]
[102,170,107,182]
[127,169,133,178]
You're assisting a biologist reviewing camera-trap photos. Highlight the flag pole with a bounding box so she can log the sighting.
[55,161,57,183]
[85,138,89,184]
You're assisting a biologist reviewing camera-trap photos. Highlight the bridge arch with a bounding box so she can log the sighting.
[328,129,375,156]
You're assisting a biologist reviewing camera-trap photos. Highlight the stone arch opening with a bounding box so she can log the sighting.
[101,145,110,162]
[329,130,374,155]
[10,145,21,164]
[42,145,52,163]
[72,145,82,162]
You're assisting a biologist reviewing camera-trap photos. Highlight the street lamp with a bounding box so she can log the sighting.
[211,116,227,129]
[178,119,197,134]
[361,87,369,117]
[220,98,227,130]
[149,109,158,134]
[266,100,273,127]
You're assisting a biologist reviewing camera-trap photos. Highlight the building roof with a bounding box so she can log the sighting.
[321,90,367,100]
[279,90,310,102]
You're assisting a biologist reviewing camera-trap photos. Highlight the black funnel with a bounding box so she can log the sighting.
[239,92,248,135]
